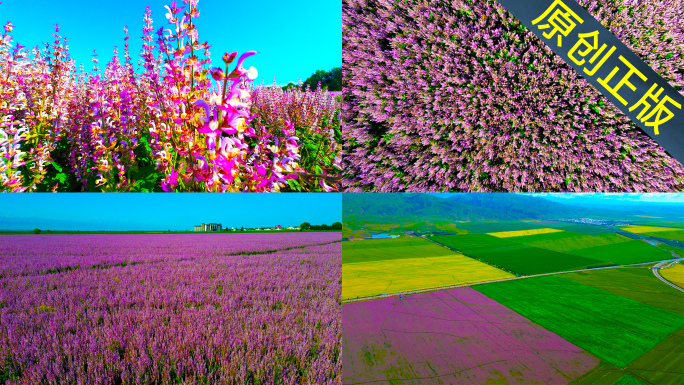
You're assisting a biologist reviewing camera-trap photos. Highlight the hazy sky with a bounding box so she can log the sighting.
[531,193,684,205]
[0,194,341,231]
[0,0,341,85]
[428,192,684,207]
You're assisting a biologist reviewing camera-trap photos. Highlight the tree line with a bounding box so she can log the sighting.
[283,67,341,92]
[299,222,342,231]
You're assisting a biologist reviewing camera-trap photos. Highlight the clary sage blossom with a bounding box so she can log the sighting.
[0,0,340,192]
[0,233,342,383]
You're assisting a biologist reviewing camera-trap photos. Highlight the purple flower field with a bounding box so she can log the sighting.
[343,288,598,384]
[0,233,341,384]
[342,0,684,192]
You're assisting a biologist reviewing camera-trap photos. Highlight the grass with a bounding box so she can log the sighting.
[563,268,684,384]
[467,246,606,275]
[455,222,547,234]
[487,228,563,238]
[431,233,608,275]
[639,230,684,242]
[540,223,615,235]
[475,275,684,368]
[568,362,626,385]
[570,240,673,265]
[614,374,647,385]
[507,232,631,253]
[618,225,683,233]
[634,221,684,228]
[342,253,513,300]
[626,328,684,385]
[560,268,684,316]
[430,234,521,252]
[661,263,684,289]
[342,237,454,264]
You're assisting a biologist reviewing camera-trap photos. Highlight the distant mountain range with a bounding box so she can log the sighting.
[539,196,684,215]
[342,193,633,235]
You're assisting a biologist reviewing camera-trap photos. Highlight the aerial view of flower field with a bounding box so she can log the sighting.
[342,193,684,384]
[0,193,342,384]
[342,0,684,192]
[0,0,341,192]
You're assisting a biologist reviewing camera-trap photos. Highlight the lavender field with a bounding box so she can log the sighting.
[343,288,599,384]
[0,233,341,384]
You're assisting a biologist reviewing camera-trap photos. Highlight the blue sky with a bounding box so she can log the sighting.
[0,194,341,231]
[0,0,341,85]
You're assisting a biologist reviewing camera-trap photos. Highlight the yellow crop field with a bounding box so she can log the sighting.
[342,253,514,300]
[487,228,563,238]
[619,225,681,234]
[661,263,684,289]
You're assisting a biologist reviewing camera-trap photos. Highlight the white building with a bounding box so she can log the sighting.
[194,223,222,231]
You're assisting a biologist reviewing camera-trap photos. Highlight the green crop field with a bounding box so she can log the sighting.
[540,223,615,235]
[467,246,606,275]
[455,222,547,234]
[569,362,634,385]
[560,268,684,316]
[639,230,684,241]
[431,228,676,275]
[430,234,520,252]
[432,233,609,275]
[475,275,684,368]
[633,221,684,229]
[614,374,647,385]
[570,240,673,265]
[561,268,684,384]
[342,237,453,264]
[509,232,631,253]
[627,328,684,385]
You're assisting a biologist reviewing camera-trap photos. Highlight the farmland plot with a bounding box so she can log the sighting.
[619,224,684,242]
[487,228,563,238]
[0,233,339,278]
[661,263,684,290]
[430,234,521,253]
[0,233,341,384]
[342,288,599,385]
[475,276,684,368]
[535,223,614,235]
[431,234,605,275]
[455,222,548,234]
[507,232,631,253]
[626,328,684,385]
[569,240,673,265]
[466,247,605,275]
[619,225,682,234]
[342,253,513,300]
[342,237,454,264]
[641,231,684,242]
[560,268,684,316]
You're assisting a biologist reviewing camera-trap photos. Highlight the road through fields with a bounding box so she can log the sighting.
[653,260,684,293]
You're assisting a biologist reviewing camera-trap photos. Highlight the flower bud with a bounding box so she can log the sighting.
[222,52,237,65]
[209,67,225,81]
